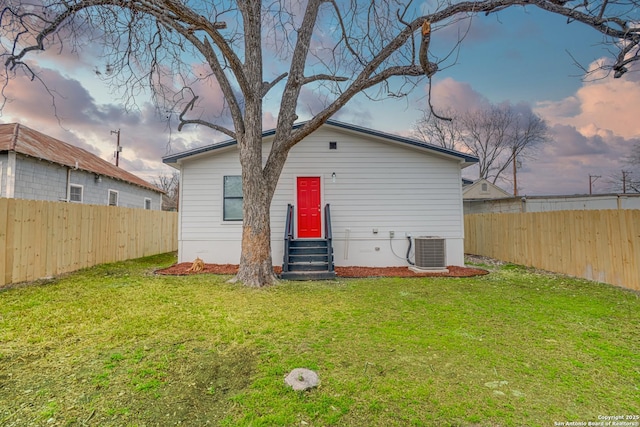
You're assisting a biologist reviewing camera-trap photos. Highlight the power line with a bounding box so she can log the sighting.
[589,174,600,195]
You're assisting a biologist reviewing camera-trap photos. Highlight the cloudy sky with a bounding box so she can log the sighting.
[1,3,638,195]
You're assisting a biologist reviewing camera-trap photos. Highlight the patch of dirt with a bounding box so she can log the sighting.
[156,263,488,278]
[131,345,256,426]
[464,254,506,267]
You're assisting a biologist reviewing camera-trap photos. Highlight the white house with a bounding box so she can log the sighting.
[0,123,163,209]
[163,120,478,277]
[463,178,512,200]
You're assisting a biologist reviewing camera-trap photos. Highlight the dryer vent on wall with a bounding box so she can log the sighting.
[414,237,446,269]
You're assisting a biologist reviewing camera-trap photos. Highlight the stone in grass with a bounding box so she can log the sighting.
[285,368,319,391]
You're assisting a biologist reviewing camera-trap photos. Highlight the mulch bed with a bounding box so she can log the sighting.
[155,263,489,278]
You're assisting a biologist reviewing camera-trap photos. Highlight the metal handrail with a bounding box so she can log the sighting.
[324,204,334,272]
[285,204,294,239]
[283,204,294,272]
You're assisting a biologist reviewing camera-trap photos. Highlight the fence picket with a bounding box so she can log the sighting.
[0,198,177,287]
[465,210,640,291]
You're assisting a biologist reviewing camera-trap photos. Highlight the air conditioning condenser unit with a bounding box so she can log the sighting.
[411,236,448,272]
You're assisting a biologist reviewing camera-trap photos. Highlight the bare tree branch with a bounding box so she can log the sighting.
[177,92,236,139]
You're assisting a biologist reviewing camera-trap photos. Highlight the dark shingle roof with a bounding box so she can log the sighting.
[0,123,162,193]
[162,119,479,165]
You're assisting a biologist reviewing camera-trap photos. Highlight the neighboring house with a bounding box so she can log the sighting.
[0,123,163,209]
[463,178,512,200]
[163,120,478,276]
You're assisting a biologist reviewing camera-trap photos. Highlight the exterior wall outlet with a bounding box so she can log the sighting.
[389,231,395,238]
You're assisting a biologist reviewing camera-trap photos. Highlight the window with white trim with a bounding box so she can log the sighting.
[69,184,83,203]
[108,189,119,206]
[144,198,152,210]
[223,176,243,221]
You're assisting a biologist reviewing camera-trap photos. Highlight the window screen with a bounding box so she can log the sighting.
[108,190,118,206]
[223,176,243,221]
[70,185,83,203]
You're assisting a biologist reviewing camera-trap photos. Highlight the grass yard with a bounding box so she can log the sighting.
[1,253,639,427]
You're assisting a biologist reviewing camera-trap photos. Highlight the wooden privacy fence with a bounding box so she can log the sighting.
[465,210,640,291]
[1,198,178,287]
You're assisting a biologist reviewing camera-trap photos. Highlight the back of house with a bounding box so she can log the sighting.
[164,120,478,270]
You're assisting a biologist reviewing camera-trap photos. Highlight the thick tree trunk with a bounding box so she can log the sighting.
[233,82,281,287]
[235,166,278,287]
[235,217,277,287]
[232,0,279,287]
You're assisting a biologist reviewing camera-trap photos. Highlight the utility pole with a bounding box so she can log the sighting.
[512,146,518,196]
[622,170,631,194]
[589,175,600,195]
[111,129,121,167]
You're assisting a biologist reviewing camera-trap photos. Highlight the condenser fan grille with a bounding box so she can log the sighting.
[414,237,446,269]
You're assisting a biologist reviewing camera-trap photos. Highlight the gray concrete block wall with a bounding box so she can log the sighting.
[10,154,161,209]
[80,173,161,209]
[14,156,68,202]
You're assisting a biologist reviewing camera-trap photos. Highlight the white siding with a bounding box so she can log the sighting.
[177,126,467,267]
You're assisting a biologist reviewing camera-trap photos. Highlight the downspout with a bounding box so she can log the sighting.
[6,151,16,198]
[343,228,350,260]
[6,124,19,198]
[66,167,71,202]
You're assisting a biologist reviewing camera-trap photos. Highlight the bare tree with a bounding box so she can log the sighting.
[154,172,180,211]
[2,0,639,286]
[412,108,461,150]
[606,170,639,193]
[607,144,640,193]
[414,103,549,186]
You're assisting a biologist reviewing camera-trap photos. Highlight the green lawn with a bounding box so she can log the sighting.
[1,253,638,427]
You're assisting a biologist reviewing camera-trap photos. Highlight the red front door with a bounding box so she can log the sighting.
[297,176,321,238]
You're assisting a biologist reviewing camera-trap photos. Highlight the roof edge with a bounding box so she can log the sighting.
[322,120,478,164]
[11,123,19,150]
[4,122,163,194]
[163,119,479,165]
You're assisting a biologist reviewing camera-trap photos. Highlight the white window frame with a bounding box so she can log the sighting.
[144,197,152,210]
[108,189,119,206]
[223,175,243,221]
[69,184,83,203]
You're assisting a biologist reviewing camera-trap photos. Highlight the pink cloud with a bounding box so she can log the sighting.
[526,59,640,193]
[424,74,640,195]
[0,64,210,178]
[535,64,640,139]
[429,77,488,112]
